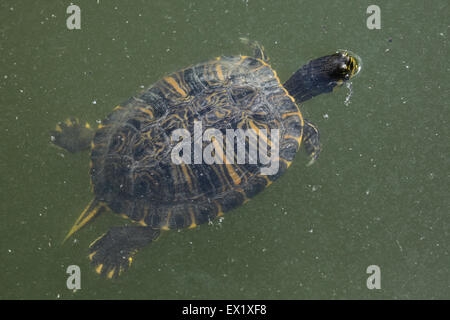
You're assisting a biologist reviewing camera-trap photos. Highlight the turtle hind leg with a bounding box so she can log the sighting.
[302,120,321,166]
[50,117,94,153]
[88,226,160,278]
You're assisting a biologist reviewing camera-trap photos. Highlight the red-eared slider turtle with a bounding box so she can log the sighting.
[51,40,360,278]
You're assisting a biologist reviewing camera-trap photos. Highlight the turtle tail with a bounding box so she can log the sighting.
[63,199,105,243]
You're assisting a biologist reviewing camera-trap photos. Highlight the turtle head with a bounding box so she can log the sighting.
[283,50,361,103]
[323,50,361,82]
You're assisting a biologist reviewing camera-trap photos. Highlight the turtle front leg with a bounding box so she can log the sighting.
[239,38,269,62]
[302,120,321,166]
[50,117,94,153]
[88,226,160,278]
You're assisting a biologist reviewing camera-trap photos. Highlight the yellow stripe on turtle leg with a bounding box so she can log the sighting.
[188,207,197,229]
[95,264,103,274]
[107,268,115,279]
[161,210,172,231]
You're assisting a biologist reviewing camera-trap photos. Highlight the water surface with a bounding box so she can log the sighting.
[0,0,448,299]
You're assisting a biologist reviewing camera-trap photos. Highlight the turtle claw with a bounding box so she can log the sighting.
[306,153,319,167]
[302,120,321,165]
[87,226,160,279]
[50,117,94,153]
[88,232,137,279]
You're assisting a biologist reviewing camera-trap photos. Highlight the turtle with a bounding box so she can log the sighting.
[51,40,360,278]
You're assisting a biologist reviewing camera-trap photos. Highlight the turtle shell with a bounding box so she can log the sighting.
[90,55,304,230]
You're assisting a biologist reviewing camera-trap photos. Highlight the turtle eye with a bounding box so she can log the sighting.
[337,63,351,80]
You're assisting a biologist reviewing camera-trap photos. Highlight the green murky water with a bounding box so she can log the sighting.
[0,0,448,299]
